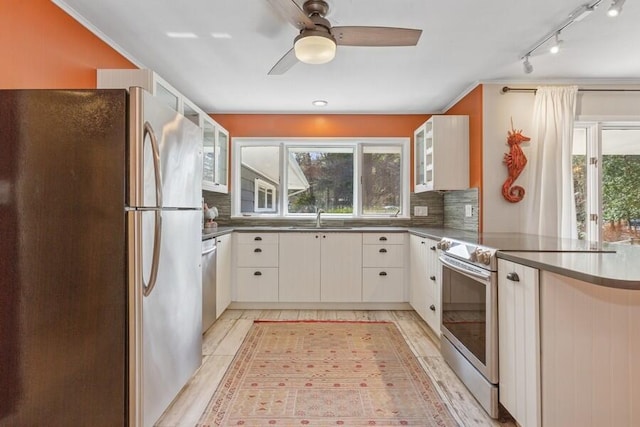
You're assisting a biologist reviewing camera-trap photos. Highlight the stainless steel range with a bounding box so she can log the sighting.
[437,237,499,418]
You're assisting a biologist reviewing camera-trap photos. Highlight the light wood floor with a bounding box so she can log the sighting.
[156,310,516,427]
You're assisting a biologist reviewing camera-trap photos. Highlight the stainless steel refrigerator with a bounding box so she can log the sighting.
[0,88,203,426]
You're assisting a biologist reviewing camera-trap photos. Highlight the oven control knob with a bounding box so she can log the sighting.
[477,250,491,265]
[437,239,450,251]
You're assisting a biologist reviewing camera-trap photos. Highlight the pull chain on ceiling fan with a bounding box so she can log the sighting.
[266,0,422,75]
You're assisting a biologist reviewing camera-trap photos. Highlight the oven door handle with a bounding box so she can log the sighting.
[439,255,492,282]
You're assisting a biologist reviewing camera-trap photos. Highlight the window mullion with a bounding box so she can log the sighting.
[587,123,602,243]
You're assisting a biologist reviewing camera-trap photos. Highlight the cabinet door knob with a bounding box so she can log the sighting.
[379,236,387,241]
[379,248,387,253]
[430,246,436,251]
[430,304,436,311]
[254,236,262,241]
[421,241,425,245]
[254,271,262,276]
[379,271,387,276]
[254,248,262,253]
[506,272,520,282]
[430,275,436,281]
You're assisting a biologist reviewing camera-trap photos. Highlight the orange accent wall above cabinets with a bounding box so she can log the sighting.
[211,114,429,138]
[444,84,483,228]
[211,114,430,193]
[1,0,135,89]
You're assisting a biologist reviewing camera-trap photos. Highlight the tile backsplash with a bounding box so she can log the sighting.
[203,187,478,231]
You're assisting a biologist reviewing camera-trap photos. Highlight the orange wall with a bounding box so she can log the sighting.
[1,0,135,89]
[444,84,483,228]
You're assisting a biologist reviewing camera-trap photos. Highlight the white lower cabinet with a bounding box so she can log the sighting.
[234,233,279,302]
[409,235,441,335]
[498,258,540,427]
[278,233,321,302]
[278,232,362,302]
[215,233,232,318]
[236,268,279,302]
[362,268,404,302]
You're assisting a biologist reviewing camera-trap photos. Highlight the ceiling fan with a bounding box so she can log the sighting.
[266,0,422,75]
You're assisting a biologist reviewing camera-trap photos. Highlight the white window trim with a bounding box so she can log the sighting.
[232,137,410,219]
[574,120,640,243]
[254,178,277,212]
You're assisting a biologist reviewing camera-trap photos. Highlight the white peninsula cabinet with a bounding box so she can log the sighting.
[540,271,640,427]
[409,235,441,335]
[414,115,469,193]
[279,232,362,302]
[497,259,541,427]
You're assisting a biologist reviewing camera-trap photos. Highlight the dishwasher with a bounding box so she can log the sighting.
[201,237,217,333]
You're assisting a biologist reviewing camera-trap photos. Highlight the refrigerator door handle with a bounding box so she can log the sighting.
[143,210,162,297]
[145,121,163,209]
[142,121,163,297]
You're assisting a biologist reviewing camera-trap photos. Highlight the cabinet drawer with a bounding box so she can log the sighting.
[362,233,405,245]
[362,268,405,302]
[236,232,279,245]
[235,267,279,302]
[236,243,279,267]
[362,244,404,267]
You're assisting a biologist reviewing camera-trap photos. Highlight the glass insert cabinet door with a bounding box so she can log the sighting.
[202,118,229,194]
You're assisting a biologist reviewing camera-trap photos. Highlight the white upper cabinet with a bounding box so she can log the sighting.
[97,68,229,193]
[414,115,469,192]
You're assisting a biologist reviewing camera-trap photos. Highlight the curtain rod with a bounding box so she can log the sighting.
[501,86,640,94]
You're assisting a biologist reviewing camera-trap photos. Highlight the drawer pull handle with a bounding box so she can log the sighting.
[254,236,262,241]
[379,248,387,253]
[379,271,387,276]
[254,248,262,253]
[430,246,436,251]
[379,236,387,241]
[430,304,436,311]
[430,275,436,281]
[506,272,520,282]
[254,271,262,276]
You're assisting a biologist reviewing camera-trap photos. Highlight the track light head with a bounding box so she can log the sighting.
[608,0,626,16]
[523,56,533,74]
[549,33,563,54]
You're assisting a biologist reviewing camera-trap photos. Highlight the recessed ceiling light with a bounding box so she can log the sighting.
[166,32,198,39]
[211,32,232,39]
[312,100,328,107]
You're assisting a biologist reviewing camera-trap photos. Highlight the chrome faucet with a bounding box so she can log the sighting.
[315,209,325,228]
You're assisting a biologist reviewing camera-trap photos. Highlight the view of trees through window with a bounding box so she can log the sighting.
[573,126,640,244]
[234,139,408,217]
[288,149,354,214]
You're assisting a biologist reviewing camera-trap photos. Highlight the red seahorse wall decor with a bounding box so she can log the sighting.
[502,122,531,203]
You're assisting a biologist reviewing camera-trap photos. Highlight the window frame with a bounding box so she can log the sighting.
[232,137,410,219]
[574,120,640,243]
[254,178,277,212]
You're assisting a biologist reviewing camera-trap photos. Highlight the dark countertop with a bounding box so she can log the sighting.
[201,226,640,288]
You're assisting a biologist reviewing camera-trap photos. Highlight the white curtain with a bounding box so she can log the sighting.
[524,86,579,238]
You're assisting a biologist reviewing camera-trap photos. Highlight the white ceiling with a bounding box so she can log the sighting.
[55,0,640,114]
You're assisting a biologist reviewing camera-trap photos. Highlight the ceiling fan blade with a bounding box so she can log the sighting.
[268,47,299,75]
[266,0,315,30]
[333,26,422,46]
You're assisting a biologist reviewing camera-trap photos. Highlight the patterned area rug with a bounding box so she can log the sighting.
[197,321,460,426]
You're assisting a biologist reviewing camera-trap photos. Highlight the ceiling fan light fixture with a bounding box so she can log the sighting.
[294,32,337,64]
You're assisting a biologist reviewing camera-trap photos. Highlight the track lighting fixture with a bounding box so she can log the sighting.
[549,33,563,54]
[522,56,533,74]
[607,0,625,16]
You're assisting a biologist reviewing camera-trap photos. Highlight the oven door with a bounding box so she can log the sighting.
[439,254,498,384]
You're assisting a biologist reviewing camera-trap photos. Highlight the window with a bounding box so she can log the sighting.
[232,138,409,218]
[254,179,276,212]
[572,122,640,245]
